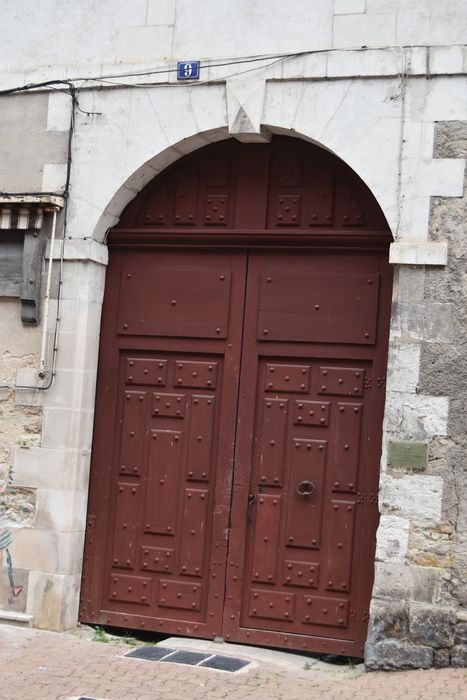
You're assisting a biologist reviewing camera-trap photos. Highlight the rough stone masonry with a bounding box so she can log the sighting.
[366,120,467,670]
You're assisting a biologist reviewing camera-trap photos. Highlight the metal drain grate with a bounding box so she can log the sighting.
[125,645,175,661]
[199,655,250,672]
[160,650,211,665]
[124,645,251,672]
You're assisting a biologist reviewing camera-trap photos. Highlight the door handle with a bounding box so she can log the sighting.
[297,480,315,496]
[247,494,256,520]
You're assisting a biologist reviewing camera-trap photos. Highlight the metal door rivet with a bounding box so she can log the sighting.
[354,407,359,413]
[139,396,143,401]
[314,305,320,310]
[318,445,323,451]
[368,279,373,284]
[263,329,269,335]
[334,505,338,510]
[123,324,128,329]
[321,385,326,391]
[220,274,225,280]
[334,481,340,487]
[338,542,343,549]
[264,536,268,542]
[349,482,354,488]
[266,276,272,283]
[339,406,345,412]
[344,444,349,450]
[364,332,370,338]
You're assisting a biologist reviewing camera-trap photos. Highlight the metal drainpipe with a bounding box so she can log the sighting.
[38,206,59,379]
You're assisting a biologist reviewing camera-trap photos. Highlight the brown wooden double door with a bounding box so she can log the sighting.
[80,245,391,657]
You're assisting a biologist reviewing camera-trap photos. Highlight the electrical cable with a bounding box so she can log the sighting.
[0,43,465,97]
[14,86,76,391]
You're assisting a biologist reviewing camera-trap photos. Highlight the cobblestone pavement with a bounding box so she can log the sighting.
[0,624,465,700]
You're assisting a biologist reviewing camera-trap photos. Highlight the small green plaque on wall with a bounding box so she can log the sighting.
[387,441,428,471]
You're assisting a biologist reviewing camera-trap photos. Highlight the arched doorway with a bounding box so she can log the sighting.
[80,136,393,658]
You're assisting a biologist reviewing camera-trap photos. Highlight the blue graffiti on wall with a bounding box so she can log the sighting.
[0,466,23,600]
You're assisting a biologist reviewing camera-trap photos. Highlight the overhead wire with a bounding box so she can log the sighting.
[1,43,465,97]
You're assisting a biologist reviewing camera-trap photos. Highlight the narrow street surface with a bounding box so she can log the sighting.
[0,624,465,700]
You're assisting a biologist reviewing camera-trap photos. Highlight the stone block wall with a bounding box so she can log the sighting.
[366,121,467,669]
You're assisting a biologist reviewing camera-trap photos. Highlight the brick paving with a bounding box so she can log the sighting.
[0,624,465,700]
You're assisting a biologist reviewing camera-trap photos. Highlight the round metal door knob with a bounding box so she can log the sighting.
[297,480,315,496]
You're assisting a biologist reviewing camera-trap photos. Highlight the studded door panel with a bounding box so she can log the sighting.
[238,357,369,638]
[222,249,391,657]
[107,353,221,623]
[81,250,248,637]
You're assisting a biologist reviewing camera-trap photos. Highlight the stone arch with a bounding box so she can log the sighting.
[92,127,393,243]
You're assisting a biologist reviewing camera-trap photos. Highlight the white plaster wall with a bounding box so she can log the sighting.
[1,1,467,88]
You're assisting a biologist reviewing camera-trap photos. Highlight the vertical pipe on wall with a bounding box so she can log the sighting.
[38,207,58,377]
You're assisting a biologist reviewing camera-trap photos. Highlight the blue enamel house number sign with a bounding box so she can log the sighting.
[177,61,200,80]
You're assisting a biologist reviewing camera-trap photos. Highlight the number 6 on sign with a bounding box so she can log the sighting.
[177,61,200,80]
